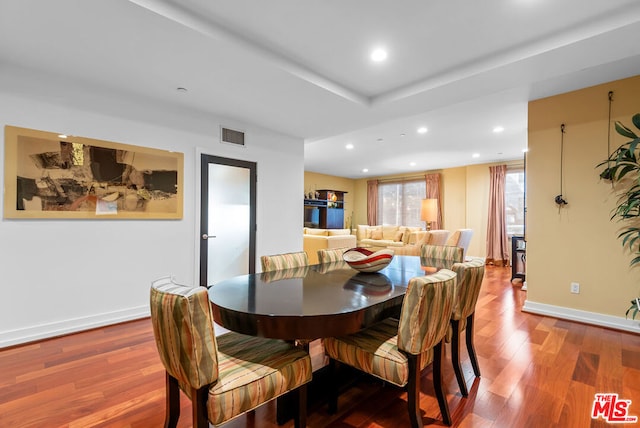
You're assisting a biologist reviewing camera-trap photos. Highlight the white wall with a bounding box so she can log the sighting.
[0,92,304,347]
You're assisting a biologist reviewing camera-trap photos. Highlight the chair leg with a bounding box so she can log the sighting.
[276,393,290,425]
[164,372,180,428]
[450,319,468,397]
[294,383,308,428]
[433,341,452,426]
[406,354,423,428]
[191,386,209,428]
[327,358,339,414]
[465,314,481,377]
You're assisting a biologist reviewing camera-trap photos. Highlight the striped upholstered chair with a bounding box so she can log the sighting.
[449,258,486,396]
[420,244,464,263]
[324,270,457,427]
[317,247,348,264]
[150,277,312,428]
[260,251,309,272]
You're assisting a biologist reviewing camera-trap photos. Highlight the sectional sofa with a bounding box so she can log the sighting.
[303,228,357,264]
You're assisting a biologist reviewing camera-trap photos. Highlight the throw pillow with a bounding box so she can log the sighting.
[393,230,404,242]
[382,225,400,240]
[401,228,412,245]
[371,229,383,240]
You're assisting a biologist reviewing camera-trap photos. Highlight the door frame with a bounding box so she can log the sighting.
[199,154,257,287]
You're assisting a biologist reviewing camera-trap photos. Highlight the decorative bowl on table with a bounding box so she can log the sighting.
[343,247,394,273]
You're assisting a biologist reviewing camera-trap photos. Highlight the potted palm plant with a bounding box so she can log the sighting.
[597,113,640,319]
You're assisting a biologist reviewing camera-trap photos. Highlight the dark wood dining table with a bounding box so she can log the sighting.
[208,255,452,341]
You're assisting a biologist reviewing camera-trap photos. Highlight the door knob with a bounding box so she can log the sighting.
[202,234,217,240]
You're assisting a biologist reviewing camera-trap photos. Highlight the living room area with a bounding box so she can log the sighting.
[303,159,524,263]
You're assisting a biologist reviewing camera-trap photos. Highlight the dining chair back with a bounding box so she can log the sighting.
[449,258,485,396]
[260,251,309,272]
[317,247,348,264]
[150,277,312,428]
[420,244,464,265]
[324,269,457,427]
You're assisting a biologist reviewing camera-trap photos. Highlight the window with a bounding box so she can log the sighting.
[505,168,525,237]
[377,180,425,227]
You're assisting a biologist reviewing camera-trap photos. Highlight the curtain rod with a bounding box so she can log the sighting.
[376,174,430,183]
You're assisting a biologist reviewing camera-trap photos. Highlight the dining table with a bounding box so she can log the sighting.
[208,254,455,342]
[208,254,458,424]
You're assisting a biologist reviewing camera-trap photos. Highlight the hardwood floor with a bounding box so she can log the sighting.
[1,266,640,427]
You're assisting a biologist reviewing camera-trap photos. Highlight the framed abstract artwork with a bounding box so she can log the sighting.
[4,125,184,219]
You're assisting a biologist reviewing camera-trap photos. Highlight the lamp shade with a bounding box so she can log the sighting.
[421,198,438,222]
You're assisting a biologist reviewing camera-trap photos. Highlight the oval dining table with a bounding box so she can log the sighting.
[208,255,454,342]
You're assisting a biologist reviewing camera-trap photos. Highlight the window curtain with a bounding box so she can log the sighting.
[425,173,442,230]
[486,165,510,266]
[367,180,378,225]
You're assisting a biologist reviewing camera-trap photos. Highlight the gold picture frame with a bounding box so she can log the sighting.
[4,125,184,219]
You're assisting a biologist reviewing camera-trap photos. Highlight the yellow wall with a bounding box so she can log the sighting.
[527,74,640,317]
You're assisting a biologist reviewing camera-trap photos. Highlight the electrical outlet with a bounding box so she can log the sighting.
[571,282,580,294]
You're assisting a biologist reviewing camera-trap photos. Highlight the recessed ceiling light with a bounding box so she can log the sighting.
[345,143,354,150]
[472,153,480,158]
[362,168,369,173]
[417,127,428,134]
[370,48,388,62]
[176,87,188,92]
[58,134,68,139]
[493,126,504,133]
[377,138,384,142]
[409,162,416,166]
[400,133,406,137]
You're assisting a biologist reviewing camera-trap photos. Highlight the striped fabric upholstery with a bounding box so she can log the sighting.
[150,278,218,389]
[397,270,457,355]
[260,251,309,272]
[324,269,457,386]
[419,245,463,272]
[149,277,312,427]
[317,247,348,264]
[208,333,312,425]
[260,265,309,282]
[323,318,434,387]
[420,244,463,264]
[451,259,486,329]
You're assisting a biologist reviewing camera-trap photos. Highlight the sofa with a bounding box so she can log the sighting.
[356,224,424,250]
[393,229,451,256]
[303,228,357,264]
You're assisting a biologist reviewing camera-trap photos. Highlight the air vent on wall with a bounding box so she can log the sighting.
[220,126,245,147]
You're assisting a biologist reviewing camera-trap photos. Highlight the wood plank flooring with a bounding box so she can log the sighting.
[1,266,640,427]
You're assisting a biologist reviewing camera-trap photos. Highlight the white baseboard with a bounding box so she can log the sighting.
[0,306,150,349]
[522,300,640,333]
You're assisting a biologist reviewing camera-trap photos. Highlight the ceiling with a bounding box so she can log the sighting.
[1,0,640,178]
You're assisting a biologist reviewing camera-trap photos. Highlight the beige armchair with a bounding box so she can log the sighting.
[445,229,474,260]
[392,229,450,256]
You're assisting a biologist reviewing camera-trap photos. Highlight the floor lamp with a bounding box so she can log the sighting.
[421,198,438,231]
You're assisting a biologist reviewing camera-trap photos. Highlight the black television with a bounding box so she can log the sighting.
[303,206,319,228]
